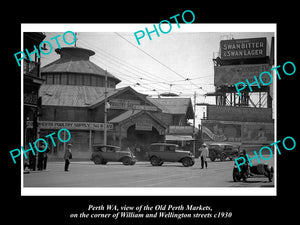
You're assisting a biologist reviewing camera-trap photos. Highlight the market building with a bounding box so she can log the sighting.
[33,46,195,159]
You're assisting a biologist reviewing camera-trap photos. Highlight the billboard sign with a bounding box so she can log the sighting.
[202,120,274,144]
[220,37,267,60]
[206,105,273,123]
[214,64,270,86]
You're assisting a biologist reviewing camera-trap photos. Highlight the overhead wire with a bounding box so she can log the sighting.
[44,32,214,97]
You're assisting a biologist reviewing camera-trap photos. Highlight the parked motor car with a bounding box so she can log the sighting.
[147,143,195,167]
[90,144,136,165]
[208,143,239,161]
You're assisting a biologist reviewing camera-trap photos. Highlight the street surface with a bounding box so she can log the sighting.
[24,157,274,188]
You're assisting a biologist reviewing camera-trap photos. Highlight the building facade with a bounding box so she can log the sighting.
[24,32,46,147]
[34,46,194,159]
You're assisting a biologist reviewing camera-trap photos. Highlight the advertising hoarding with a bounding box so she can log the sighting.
[206,105,273,123]
[220,37,267,60]
[202,120,274,144]
[214,64,271,86]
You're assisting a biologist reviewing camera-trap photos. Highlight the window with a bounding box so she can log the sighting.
[76,74,83,85]
[46,74,53,84]
[61,74,68,85]
[68,74,76,85]
[53,74,60,84]
[91,75,97,86]
[84,75,91,86]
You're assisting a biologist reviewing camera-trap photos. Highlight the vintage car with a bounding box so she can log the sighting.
[233,156,274,182]
[147,143,195,167]
[208,143,239,161]
[90,144,136,165]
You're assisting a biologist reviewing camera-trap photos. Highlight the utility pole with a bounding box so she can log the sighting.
[104,70,108,145]
[193,91,196,156]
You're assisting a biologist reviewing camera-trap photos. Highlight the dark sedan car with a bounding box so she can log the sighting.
[90,144,136,165]
[208,143,239,161]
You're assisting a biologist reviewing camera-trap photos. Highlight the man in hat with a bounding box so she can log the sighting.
[64,143,72,171]
[200,143,209,169]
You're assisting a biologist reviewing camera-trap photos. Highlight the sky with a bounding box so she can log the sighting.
[36,24,275,125]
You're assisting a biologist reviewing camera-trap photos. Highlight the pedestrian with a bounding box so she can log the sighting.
[42,142,51,170]
[200,143,209,169]
[64,143,72,171]
[28,150,36,171]
[37,152,44,171]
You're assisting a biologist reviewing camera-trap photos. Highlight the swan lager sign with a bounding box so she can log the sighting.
[220,37,267,60]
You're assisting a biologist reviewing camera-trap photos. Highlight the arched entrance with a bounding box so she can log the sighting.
[124,125,164,160]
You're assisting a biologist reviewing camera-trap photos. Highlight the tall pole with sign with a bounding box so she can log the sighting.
[104,70,108,145]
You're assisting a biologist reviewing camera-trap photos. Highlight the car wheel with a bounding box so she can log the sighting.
[122,157,131,165]
[268,166,274,182]
[182,157,192,167]
[93,156,102,165]
[233,169,240,182]
[220,153,226,161]
[150,156,160,166]
[210,156,216,162]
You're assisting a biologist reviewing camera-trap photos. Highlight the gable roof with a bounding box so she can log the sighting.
[147,97,194,117]
[89,86,159,110]
[109,110,167,128]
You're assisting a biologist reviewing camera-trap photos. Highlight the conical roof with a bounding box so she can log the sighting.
[41,47,121,83]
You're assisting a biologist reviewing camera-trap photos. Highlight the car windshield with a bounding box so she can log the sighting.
[224,145,233,150]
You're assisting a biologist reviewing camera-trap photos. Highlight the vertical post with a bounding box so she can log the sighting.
[193,91,196,156]
[118,125,122,147]
[63,129,66,153]
[89,130,92,151]
[104,70,108,145]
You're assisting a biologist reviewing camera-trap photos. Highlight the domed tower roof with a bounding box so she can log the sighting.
[41,47,121,84]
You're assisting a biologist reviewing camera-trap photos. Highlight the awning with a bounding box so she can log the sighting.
[165,135,194,141]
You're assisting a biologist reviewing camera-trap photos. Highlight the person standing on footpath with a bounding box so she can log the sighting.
[200,143,209,169]
[64,143,72,171]
[42,142,51,170]
[37,151,44,171]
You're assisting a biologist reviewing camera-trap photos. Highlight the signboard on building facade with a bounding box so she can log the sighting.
[214,63,271,86]
[109,99,158,111]
[206,105,273,123]
[168,126,194,134]
[135,122,152,131]
[27,121,113,131]
[202,120,274,144]
[220,37,267,60]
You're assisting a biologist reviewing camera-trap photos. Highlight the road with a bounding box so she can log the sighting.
[23,157,274,188]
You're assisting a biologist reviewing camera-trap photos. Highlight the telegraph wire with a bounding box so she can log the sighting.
[44,32,214,97]
[114,32,210,93]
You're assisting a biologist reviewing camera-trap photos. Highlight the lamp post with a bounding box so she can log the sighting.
[104,70,108,145]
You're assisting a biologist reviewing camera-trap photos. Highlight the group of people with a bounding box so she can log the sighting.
[26,142,50,171]
[24,143,73,172]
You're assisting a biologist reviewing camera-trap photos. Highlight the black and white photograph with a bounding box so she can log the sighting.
[4,5,298,225]
[21,24,276,195]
